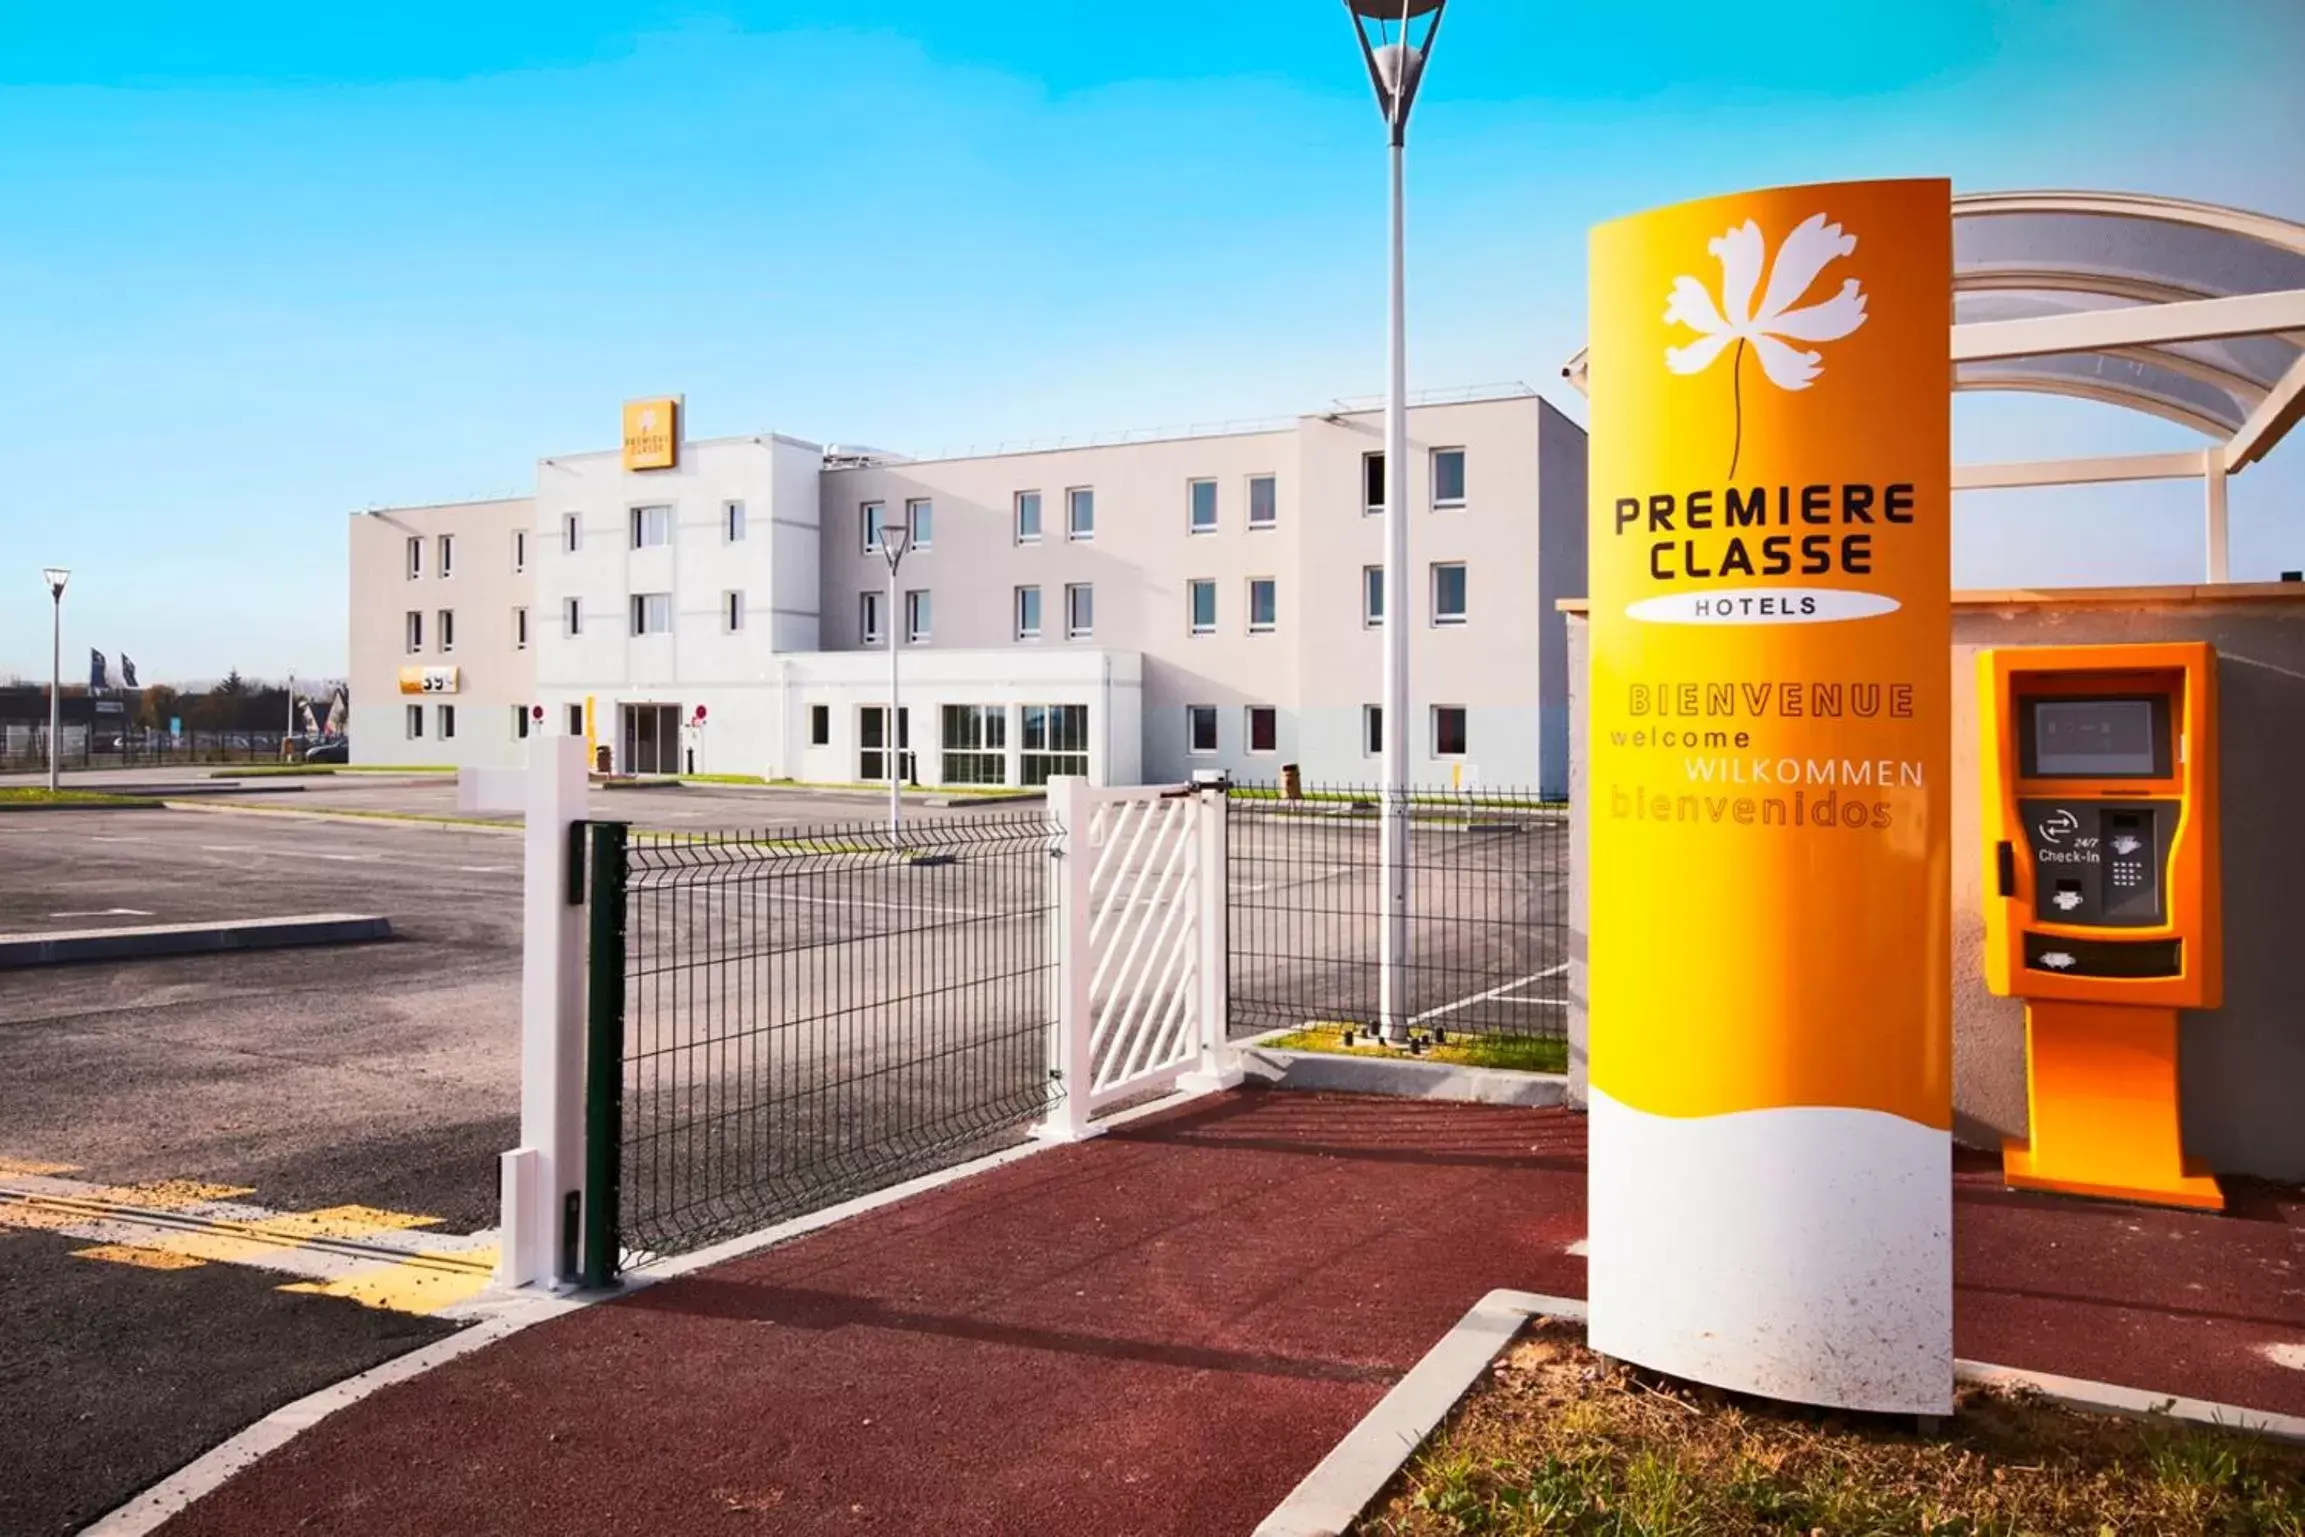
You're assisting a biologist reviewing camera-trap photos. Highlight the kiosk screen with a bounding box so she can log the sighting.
[2030,699,2160,778]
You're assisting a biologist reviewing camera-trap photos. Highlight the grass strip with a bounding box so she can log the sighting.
[0,788,162,809]
[1360,1317,2305,1536]
[1263,1024,1566,1075]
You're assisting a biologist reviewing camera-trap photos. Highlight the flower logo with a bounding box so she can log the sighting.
[1664,213,1869,477]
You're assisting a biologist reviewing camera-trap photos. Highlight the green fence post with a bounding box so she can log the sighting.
[581,820,629,1289]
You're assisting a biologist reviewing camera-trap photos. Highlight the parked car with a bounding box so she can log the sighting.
[304,738,348,764]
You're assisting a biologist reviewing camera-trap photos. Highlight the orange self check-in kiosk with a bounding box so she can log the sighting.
[1979,641,2223,1211]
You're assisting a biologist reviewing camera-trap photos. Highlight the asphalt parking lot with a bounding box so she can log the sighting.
[0,782,1033,1537]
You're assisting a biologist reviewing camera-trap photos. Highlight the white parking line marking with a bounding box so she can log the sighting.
[456,866,510,874]
[1410,963,1570,1026]
[48,908,156,919]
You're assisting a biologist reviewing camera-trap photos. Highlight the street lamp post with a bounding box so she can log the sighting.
[877,519,912,836]
[41,568,70,792]
[1344,0,1447,1041]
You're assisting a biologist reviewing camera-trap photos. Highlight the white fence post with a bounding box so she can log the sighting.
[497,735,590,1288]
[1180,784,1243,1094]
[1033,775,1101,1142]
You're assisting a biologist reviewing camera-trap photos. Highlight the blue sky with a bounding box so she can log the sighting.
[3,0,2300,681]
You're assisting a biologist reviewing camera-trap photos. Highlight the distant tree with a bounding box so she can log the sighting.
[139,684,181,731]
[215,669,249,697]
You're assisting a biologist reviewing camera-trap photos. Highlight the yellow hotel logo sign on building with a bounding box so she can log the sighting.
[622,397,680,471]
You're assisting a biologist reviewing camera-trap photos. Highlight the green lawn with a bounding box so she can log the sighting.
[1262,1024,1567,1075]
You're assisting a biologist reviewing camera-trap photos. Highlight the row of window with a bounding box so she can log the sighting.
[1177,703,1469,758]
[405,531,532,580]
[552,503,749,555]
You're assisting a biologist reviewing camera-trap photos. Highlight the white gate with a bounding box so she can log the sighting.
[1038,778,1235,1139]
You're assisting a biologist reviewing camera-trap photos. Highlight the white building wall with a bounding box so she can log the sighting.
[346,497,535,768]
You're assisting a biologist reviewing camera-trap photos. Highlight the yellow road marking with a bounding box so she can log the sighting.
[73,1243,208,1271]
[107,1180,256,1211]
[0,1157,81,1177]
[280,1245,500,1316]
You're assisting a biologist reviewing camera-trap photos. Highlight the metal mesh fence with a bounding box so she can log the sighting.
[602,813,1060,1265]
[1224,783,1569,1042]
[0,728,290,772]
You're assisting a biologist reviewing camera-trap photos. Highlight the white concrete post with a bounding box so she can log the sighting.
[496,735,590,1287]
[1033,775,1101,1142]
[1179,785,1244,1095]
[2204,449,2231,584]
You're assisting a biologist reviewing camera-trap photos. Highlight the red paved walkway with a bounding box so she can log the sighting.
[155,1092,2305,1537]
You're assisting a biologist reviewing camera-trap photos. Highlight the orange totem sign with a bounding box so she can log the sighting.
[1584,178,1954,1415]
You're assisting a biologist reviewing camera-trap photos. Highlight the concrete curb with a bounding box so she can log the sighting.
[1239,1045,1569,1107]
[160,800,523,835]
[0,913,391,969]
[1255,1290,2305,1537]
[0,800,165,813]
[1254,1290,1587,1537]
[75,1083,1228,1537]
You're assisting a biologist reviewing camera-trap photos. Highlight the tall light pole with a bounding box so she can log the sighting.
[1345,0,1447,1041]
[878,519,912,836]
[42,567,69,792]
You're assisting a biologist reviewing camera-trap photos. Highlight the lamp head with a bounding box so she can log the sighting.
[1343,0,1448,140]
[42,567,69,597]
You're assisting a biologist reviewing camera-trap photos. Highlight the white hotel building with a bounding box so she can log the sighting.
[348,387,1588,794]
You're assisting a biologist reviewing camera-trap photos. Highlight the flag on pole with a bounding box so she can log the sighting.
[323,691,345,737]
[89,650,109,691]
[121,655,140,688]
[302,699,322,735]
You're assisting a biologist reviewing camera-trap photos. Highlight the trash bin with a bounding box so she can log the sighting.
[1281,762,1302,800]
[594,744,612,775]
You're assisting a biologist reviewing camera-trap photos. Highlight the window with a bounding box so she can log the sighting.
[1188,479,1217,534]
[514,705,531,740]
[724,501,746,542]
[1363,566,1384,628]
[630,505,670,549]
[404,610,423,653]
[1247,706,1278,754]
[1433,562,1468,625]
[406,536,422,579]
[513,529,528,572]
[1186,705,1218,756]
[1248,578,1277,633]
[438,704,457,740]
[1248,474,1277,529]
[1065,583,1094,639]
[905,589,931,643]
[1433,448,1466,508]
[437,609,456,653]
[1364,705,1384,755]
[1015,490,1042,544]
[562,512,581,552]
[564,597,583,637]
[1067,487,1094,541]
[406,704,423,739]
[1433,705,1468,758]
[438,534,455,577]
[567,703,584,735]
[1188,579,1216,635]
[858,705,914,783]
[941,704,1007,786]
[631,592,671,635]
[906,498,932,551]
[809,704,830,746]
[1021,704,1089,785]
[1363,451,1386,515]
[724,590,745,633]
[862,501,887,553]
[860,590,884,644]
[515,606,529,650]
[1015,585,1042,640]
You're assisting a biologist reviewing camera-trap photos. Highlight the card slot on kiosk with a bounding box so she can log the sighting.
[1979,642,2223,1210]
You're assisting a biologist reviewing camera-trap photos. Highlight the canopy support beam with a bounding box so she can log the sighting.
[2224,351,2305,473]
[1953,289,2305,364]
[2205,451,2231,584]
[1952,451,2206,491]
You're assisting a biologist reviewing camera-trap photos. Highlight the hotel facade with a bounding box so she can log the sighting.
[347,387,1587,794]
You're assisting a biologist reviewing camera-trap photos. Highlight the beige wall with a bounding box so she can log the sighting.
[347,497,535,765]
[1569,585,2305,1181]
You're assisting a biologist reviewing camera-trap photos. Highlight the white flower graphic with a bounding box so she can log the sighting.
[1663,213,1869,476]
